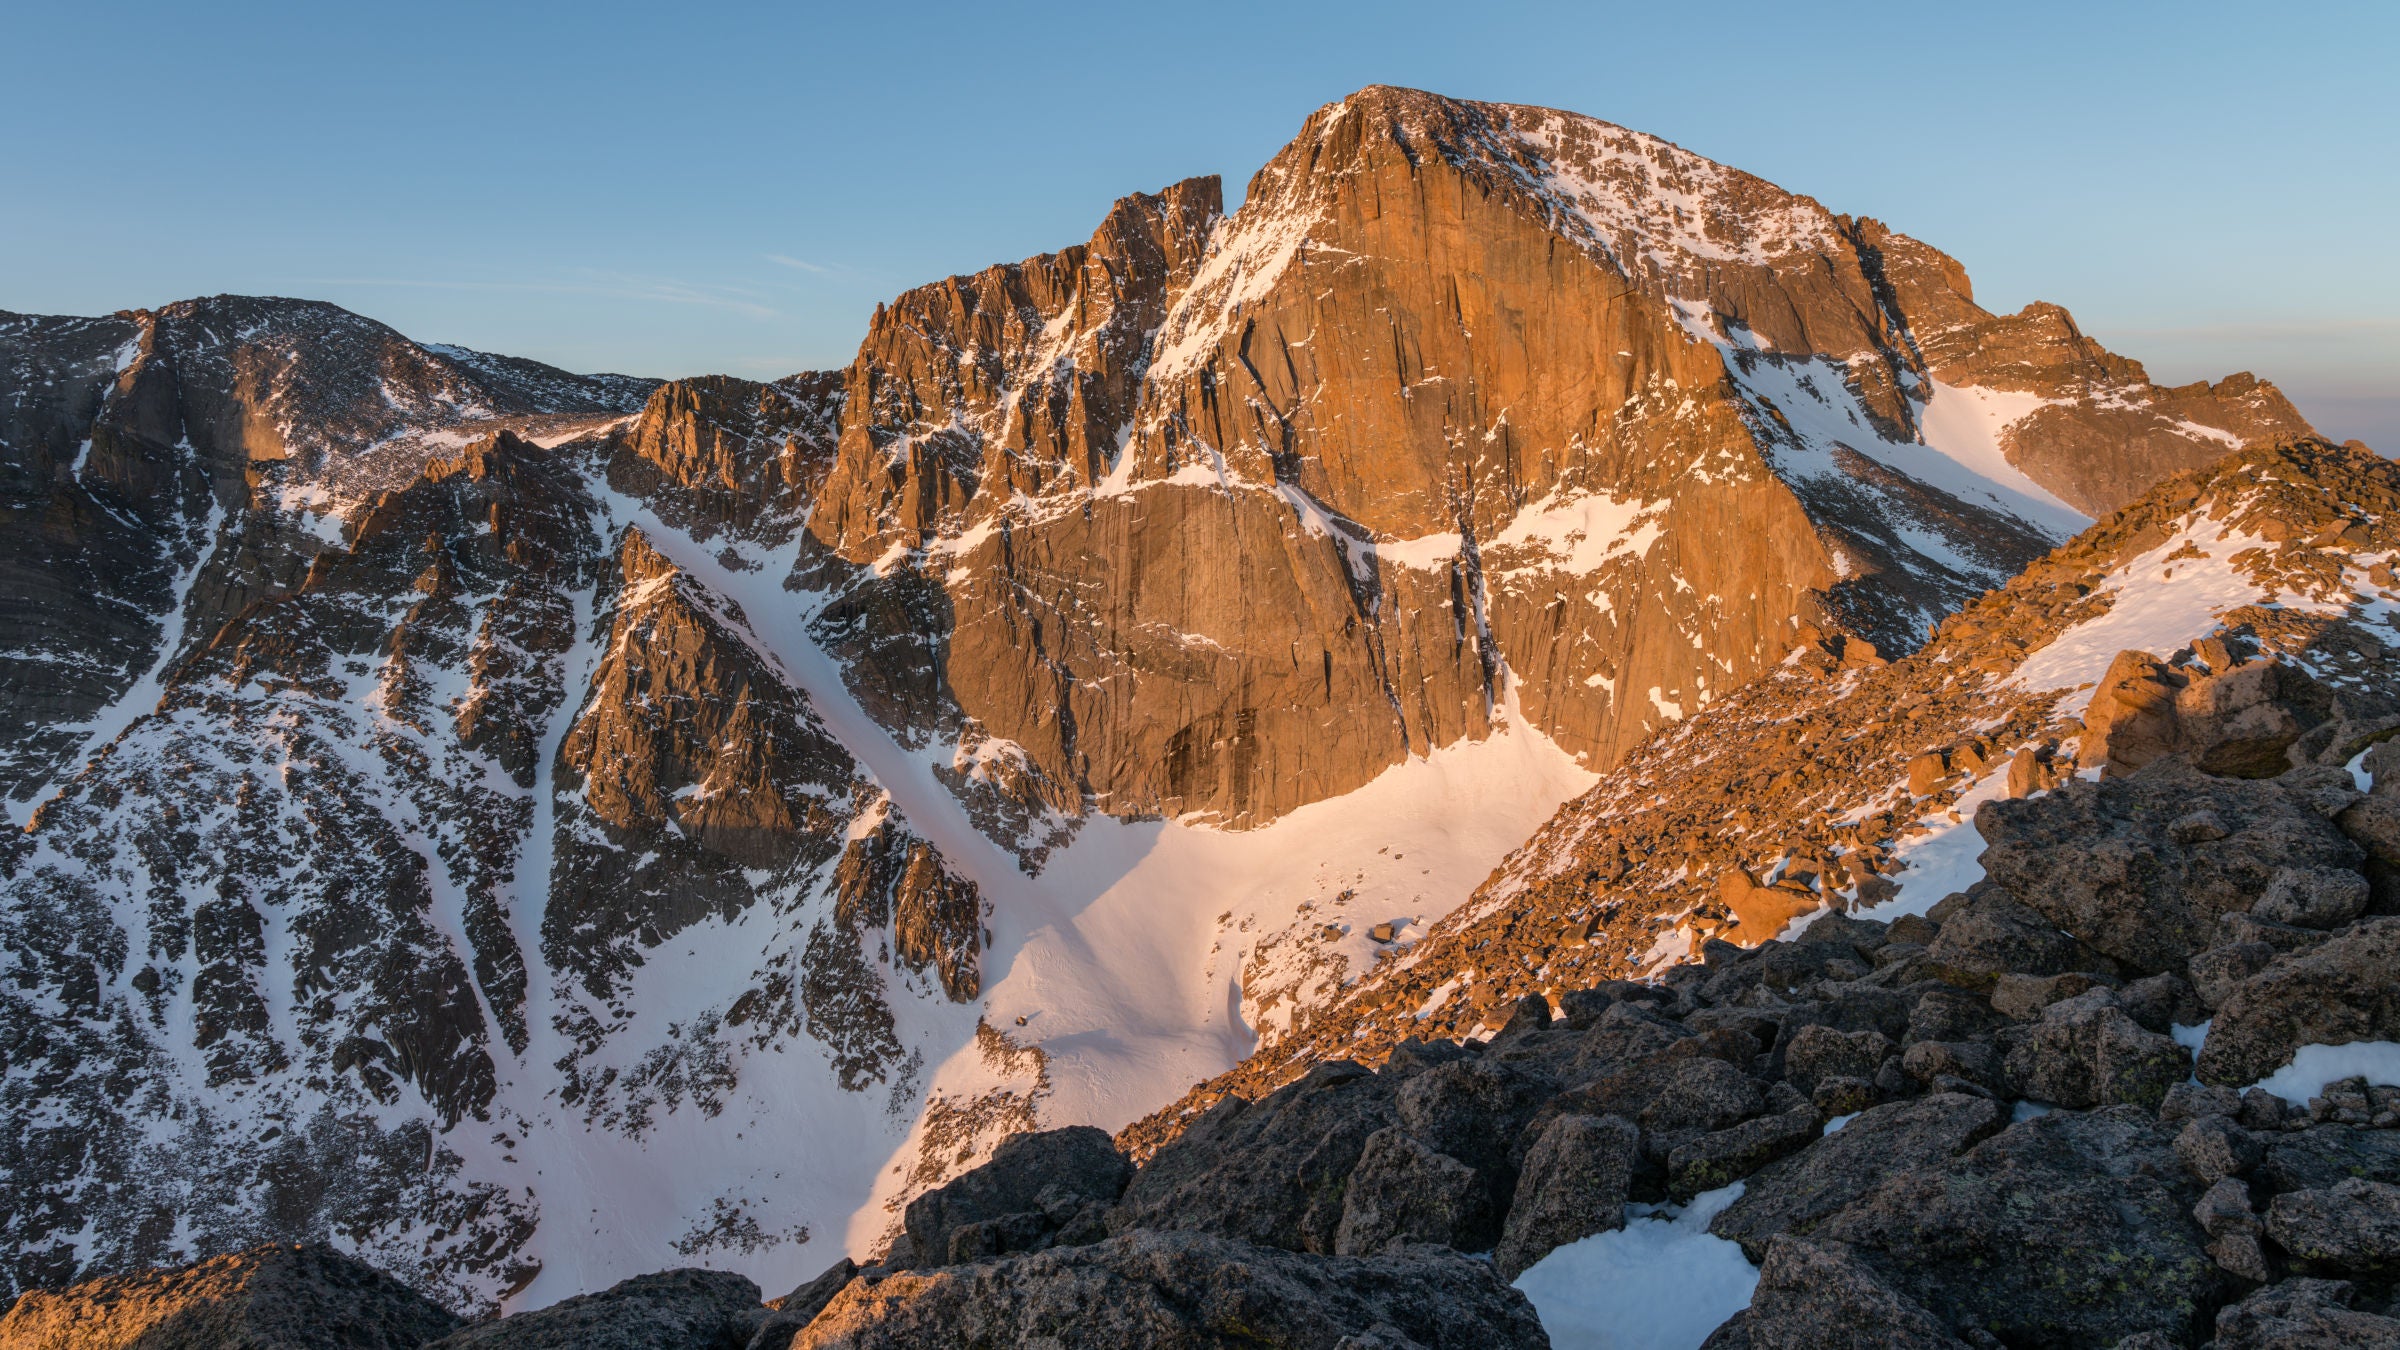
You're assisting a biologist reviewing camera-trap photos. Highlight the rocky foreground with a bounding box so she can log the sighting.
[7,719,2398,1346]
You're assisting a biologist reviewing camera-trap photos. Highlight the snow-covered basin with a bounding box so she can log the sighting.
[1514,1183,1759,1350]
[502,484,1601,1303]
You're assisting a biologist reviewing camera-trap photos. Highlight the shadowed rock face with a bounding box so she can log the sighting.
[0,297,653,808]
[796,1230,1548,1350]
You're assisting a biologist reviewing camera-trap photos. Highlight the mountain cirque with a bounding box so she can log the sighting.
[0,82,2365,1336]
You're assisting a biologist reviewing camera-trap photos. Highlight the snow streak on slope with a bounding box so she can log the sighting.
[1674,305,2091,552]
[11,478,224,825]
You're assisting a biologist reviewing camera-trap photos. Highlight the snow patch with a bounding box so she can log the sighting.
[1489,489,1663,574]
[1515,1182,1759,1350]
[2247,1041,2400,1104]
[1857,768,2013,920]
[2009,525,2345,714]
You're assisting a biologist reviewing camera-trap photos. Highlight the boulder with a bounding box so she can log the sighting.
[2252,865,2372,930]
[2080,651,2330,779]
[1989,971,2112,1021]
[2006,743,2067,799]
[2080,650,2186,778]
[2190,940,2279,1011]
[1796,913,1891,955]
[2194,1176,2261,1240]
[748,1259,859,1350]
[1113,1060,1397,1253]
[789,1230,1549,1350]
[2338,794,2400,867]
[1897,1039,2009,1097]
[2193,1172,2275,1281]
[896,1126,1131,1268]
[1718,870,1821,944]
[2196,917,2400,1086]
[1918,885,2099,988]
[2000,989,2192,1110]
[1903,986,2008,1046]
[2174,1115,2265,1185]
[1395,1058,1557,1197]
[1977,762,2362,974]
[1696,938,1872,1005]
[1492,1112,1640,1281]
[2337,792,2400,914]
[0,1244,462,1350]
[1810,1076,1879,1118]
[1554,996,1697,1078]
[1727,1237,1969,1350]
[1332,1127,1491,1255]
[431,1269,761,1350]
[1532,1052,1763,1162]
[2117,972,2206,1032]
[1709,1094,2006,1259]
[2259,1125,2400,1193]
[2212,1278,2400,1349]
[2265,1177,2400,1275]
[2158,1081,2243,1124]
[1667,1107,1821,1201]
[1808,1107,2218,1346]
[1781,1026,1891,1094]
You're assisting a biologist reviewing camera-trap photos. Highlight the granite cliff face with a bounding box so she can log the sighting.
[793,86,2311,836]
[0,86,2330,1317]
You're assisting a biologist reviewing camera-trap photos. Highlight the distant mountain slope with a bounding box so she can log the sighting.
[0,297,653,809]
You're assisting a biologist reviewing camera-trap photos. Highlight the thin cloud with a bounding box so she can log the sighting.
[766,254,829,274]
[293,272,780,320]
[2109,317,2400,340]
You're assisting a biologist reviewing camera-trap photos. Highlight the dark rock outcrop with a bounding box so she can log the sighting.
[2264,1178,2400,1276]
[0,1243,461,1350]
[2198,918,2400,1086]
[1978,762,2363,975]
[1719,1237,1968,1350]
[1709,1094,2006,1259]
[1804,1108,2221,1345]
[2212,1278,2400,1348]
[890,1126,1129,1269]
[427,1269,762,1350]
[1493,1111,1640,1280]
[792,1231,1548,1350]
[1112,1061,1397,1253]
[2080,651,2332,779]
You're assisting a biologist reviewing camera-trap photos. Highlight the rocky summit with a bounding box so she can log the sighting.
[1,83,2391,1350]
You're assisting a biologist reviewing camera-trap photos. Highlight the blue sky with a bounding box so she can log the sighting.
[5,1,2394,446]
